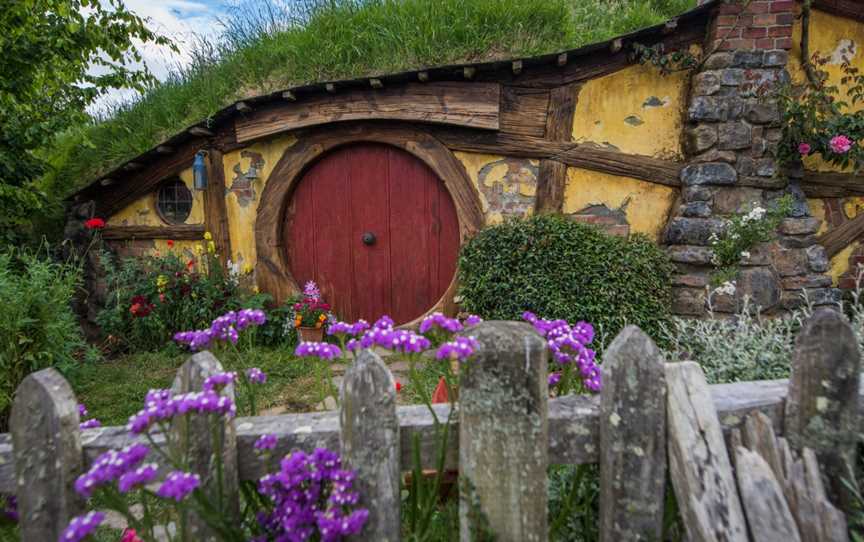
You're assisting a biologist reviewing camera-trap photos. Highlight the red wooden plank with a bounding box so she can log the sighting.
[349,144,392,322]
[388,147,434,323]
[437,181,460,298]
[286,166,316,293]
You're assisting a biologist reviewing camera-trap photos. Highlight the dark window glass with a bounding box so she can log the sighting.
[156,179,193,224]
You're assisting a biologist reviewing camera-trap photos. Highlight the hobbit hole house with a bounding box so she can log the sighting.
[66,0,864,323]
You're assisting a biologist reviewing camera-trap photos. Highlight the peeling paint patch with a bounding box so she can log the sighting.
[230,150,265,207]
[624,115,644,126]
[642,96,669,109]
[476,157,538,222]
[830,39,857,64]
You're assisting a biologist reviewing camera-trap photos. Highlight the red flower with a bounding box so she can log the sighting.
[84,218,106,230]
[121,528,144,542]
[395,381,402,393]
[129,295,153,317]
[186,259,195,269]
[167,240,175,248]
[431,377,449,404]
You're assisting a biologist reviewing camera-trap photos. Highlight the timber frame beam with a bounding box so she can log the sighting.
[101,224,206,241]
[535,84,580,214]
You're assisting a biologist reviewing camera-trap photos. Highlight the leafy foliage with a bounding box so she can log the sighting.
[0,0,170,243]
[457,214,674,344]
[0,247,95,428]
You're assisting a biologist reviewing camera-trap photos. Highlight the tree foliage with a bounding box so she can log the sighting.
[0,0,170,241]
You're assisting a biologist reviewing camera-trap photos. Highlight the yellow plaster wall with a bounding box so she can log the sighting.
[563,167,677,241]
[454,151,538,225]
[223,135,297,269]
[107,167,204,227]
[571,63,689,160]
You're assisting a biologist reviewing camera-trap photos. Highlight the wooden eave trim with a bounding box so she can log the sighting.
[101,224,205,241]
[799,170,864,199]
[812,0,864,23]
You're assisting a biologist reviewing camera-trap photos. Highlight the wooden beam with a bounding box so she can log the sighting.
[204,149,232,267]
[234,82,501,143]
[101,224,206,241]
[800,170,864,198]
[235,102,253,113]
[813,0,864,23]
[818,212,864,258]
[189,126,214,137]
[156,145,173,154]
[433,129,683,190]
[535,84,579,214]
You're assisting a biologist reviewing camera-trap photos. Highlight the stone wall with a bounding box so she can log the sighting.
[666,0,836,316]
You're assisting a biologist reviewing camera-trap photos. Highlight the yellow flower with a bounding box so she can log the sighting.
[195,244,204,254]
[242,262,254,275]
[318,314,326,321]
[252,285,259,294]
[203,231,213,241]
[207,240,216,254]
[155,274,168,290]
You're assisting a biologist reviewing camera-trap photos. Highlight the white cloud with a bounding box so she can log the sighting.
[88,0,223,114]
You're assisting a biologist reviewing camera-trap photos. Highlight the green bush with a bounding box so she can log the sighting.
[0,248,94,427]
[457,214,674,344]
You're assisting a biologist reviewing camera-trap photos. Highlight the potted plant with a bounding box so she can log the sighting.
[293,281,331,342]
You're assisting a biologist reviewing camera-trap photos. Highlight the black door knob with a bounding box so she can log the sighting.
[362,232,376,245]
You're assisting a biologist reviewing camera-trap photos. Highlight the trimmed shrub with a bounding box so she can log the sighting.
[457,214,674,344]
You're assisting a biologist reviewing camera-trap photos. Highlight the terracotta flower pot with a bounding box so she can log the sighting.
[298,326,324,343]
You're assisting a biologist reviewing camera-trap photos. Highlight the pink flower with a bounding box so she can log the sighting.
[830,135,853,154]
[798,142,811,155]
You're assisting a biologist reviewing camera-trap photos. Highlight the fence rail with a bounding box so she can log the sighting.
[4,315,861,541]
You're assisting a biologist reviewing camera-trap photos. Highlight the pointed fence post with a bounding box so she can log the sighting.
[666,362,748,542]
[171,351,239,540]
[459,321,548,542]
[785,308,860,511]
[11,368,84,542]
[599,326,667,541]
[340,350,401,541]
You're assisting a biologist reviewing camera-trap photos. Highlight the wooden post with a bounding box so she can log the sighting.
[11,368,84,542]
[599,326,667,541]
[666,362,748,542]
[785,308,860,510]
[204,148,232,268]
[339,350,400,541]
[171,351,239,540]
[535,84,579,214]
[459,321,548,542]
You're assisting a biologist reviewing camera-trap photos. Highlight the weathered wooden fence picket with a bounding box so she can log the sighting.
[4,315,863,541]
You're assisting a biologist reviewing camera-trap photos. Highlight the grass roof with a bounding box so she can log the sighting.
[44,0,698,198]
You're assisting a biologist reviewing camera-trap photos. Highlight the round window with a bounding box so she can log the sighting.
[156,179,193,224]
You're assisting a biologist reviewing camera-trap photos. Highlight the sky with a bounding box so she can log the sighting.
[91,0,227,111]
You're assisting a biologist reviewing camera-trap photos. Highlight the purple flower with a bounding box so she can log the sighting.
[419,312,463,334]
[2,495,17,523]
[157,471,200,502]
[60,511,105,542]
[127,388,235,435]
[295,341,342,360]
[435,336,479,362]
[304,281,322,300]
[246,367,267,384]
[203,371,237,391]
[327,319,370,337]
[174,309,266,351]
[548,372,562,388]
[256,448,368,541]
[118,463,159,493]
[74,444,150,498]
[464,314,482,327]
[254,434,278,451]
[380,330,431,354]
[522,312,601,393]
[78,404,88,418]
[371,315,394,331]
[79,418,101,430]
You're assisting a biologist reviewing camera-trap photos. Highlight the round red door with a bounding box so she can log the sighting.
[284,143,460,324]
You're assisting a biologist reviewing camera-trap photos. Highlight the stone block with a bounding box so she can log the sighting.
[755,158,777,177]
[718,122,752,150]
[740,242,772,266]
[689,96,729,122]
[732,50,764,68]
[746,102,780,124]
[719,68,746,86]
[805,244,829,272]
[737,176,787,189]
[781,275,833,290]
[778,217,821,235]
[703,52,734,70]
[665,217,727,245]
[778,234,819,249]
[769,244,808,277]
[684,124,718,154]
[672,287,707,316]
[673,273,710,288]
[691,149,738,164]
[681,201,713,218]
[780,287,839,309]
[712,186,763,214]
[692,71,721,96]
[668,245,715,265]
[680,163,737,186]
[682,185,715,203]
[763,50,789,67]
[737,266,781,310]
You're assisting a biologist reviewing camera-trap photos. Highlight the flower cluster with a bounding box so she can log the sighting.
[129,295,154,318]
[246,367,267,384]
[203,371,237,391]
[60,511,105,542]
[127,388,236,434]
[118,463,159,493]
[78,403,102,430]
[174,308,267,351]
[523,311,601,392]
[256,448,369,542]
[295,341,342,360]
[157,471,201,502]
[254,433,278,451]
[830,134,853,154]
[435,336,479,362]
[294,280,332,328]
[74,444,150,498]
[327,319,370,337]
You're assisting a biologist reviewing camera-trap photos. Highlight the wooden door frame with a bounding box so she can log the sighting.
[255,122,484,322]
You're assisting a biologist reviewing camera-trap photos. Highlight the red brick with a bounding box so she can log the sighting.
[774,37,793,49]
[718,2,744,14]
[753,13,777,26]
[839,276,857,290]
[745,1,772,14]
[717,27,742,38]
[755,37,774,49]
[716,14,739,26]
[744,27,768,38]
[770,0,795,13]
[775,12,795,24]
[768,25,793,37]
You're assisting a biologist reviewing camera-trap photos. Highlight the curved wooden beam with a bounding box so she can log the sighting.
[818,212,864,258]
[254,123,484,313]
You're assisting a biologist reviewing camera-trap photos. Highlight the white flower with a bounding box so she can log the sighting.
[740,251,750,259]
[713,280,737,297]
[743,206,766,222]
